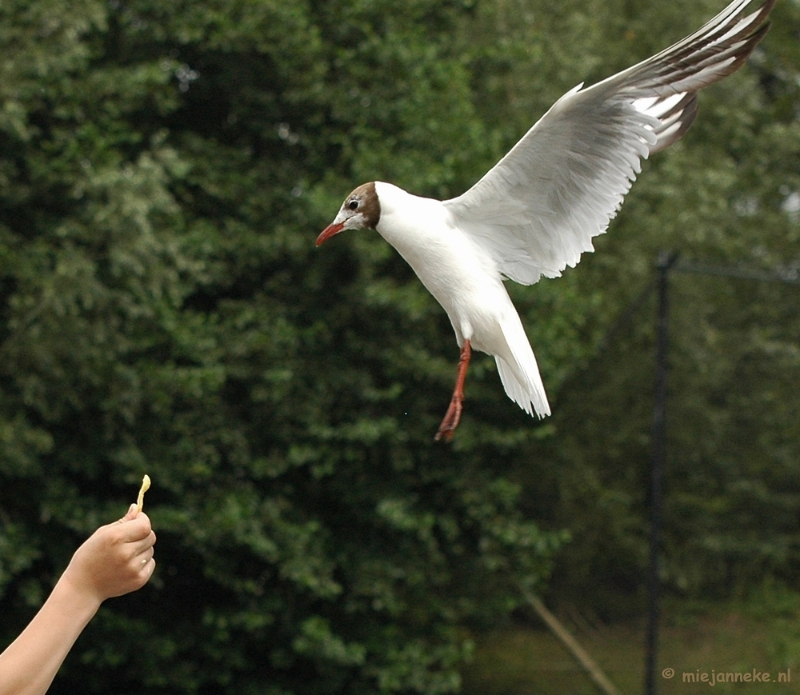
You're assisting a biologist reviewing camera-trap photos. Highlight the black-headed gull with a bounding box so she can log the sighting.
[317,0,775,441]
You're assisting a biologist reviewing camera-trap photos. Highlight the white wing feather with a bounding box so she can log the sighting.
[443,0,773,286]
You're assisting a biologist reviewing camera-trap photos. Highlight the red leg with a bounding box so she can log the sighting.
[435,340,472,442]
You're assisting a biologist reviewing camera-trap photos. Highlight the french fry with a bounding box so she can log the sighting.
[136,474,151,513]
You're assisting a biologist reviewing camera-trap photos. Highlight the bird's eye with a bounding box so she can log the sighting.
[348,199,359,211]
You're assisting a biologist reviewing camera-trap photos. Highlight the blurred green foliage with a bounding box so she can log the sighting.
[0,0,798,693]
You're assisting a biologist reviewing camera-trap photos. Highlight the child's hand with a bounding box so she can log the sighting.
[61,505,156,606]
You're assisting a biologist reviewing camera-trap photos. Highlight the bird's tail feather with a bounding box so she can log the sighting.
[495,354,550,419]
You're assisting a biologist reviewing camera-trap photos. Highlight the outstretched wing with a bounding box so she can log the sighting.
[443,0,774,286]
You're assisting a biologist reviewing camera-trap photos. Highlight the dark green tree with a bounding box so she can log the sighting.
[0,1,566,693]
[508,0,800,613]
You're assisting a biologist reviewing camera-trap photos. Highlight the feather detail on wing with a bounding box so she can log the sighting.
[443,0,774,286]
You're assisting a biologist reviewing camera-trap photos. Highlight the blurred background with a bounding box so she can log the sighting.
[0,0,799,693]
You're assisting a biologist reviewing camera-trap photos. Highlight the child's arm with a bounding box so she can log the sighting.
[0,505,156,695]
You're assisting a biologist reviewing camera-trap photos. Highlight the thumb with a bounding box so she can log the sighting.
[121,503,138,521]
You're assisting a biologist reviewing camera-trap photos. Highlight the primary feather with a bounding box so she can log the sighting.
[444,0,774,286]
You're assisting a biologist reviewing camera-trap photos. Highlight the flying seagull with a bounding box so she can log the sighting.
[317,0,775,441]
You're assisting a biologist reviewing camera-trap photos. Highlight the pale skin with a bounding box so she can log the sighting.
[0,504,156,695]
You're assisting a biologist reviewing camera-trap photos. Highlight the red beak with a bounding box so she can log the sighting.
[316,221,346,246]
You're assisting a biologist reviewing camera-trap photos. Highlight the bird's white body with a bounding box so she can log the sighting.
[318,0,774,437]
[373,182,550,417]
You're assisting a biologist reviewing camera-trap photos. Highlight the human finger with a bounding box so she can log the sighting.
[129,530,157,558]
[117,503,138,523]
[134,545,155,567]
[128,555,156,591]
[118,513,153,543]
[140,556,156,579]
